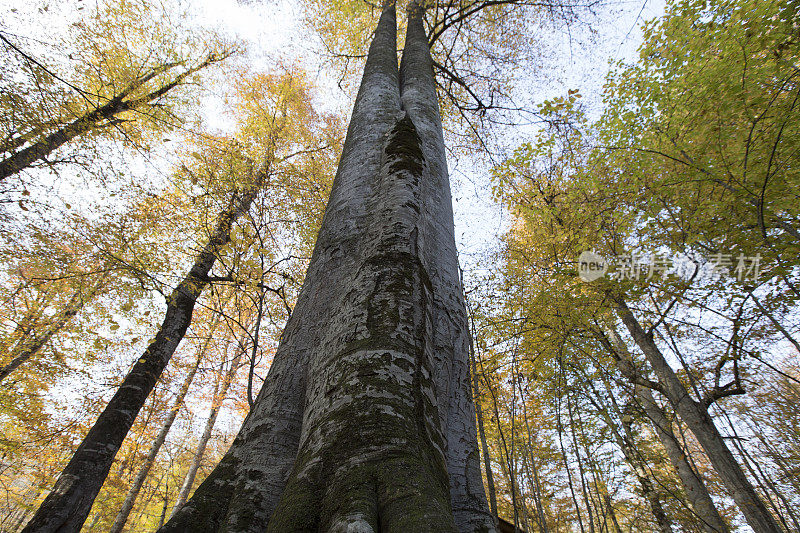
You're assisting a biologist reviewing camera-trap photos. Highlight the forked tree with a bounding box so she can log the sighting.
[159,1,495,531]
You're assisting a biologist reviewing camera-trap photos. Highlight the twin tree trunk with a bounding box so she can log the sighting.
[160,3,494,532]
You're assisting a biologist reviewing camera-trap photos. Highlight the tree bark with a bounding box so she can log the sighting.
[599,324,730,533]
[610,294,782,533]
[159,2,494,531]
[22,179,261,533]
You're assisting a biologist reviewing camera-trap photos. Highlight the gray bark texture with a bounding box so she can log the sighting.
[611,295,783,533]
[159,3,494,532]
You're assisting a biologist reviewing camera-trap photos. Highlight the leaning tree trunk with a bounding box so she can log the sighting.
[0,273,107,383]
[0,55,218,182]
[107,316,219,533]
[610,294,782,533]
[159,2,494,532]
[0,293,84,383]
[21,179,262,533]
[586,379,672,533]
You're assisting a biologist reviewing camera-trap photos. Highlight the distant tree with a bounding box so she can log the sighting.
[21,69,336,533]
[0,0,232,182]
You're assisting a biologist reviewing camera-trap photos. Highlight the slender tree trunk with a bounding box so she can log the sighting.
[556,391,586,533]
[22,179,262,533]
[610,294,782,533]
[84,513,101,531]
[566,384,596,533]
[170,346,243,517]
[577,409,612,533]
[518,379,548,533]
[0,302,79,382]
[744,420,800,531]
[159,2,493,531]
[585,379,672,533]
[484,364,521,530]
[509,350,520,532]
[603,492,622,533]
[107,318,217,533]
[157,484,169,531]
[719,411,796,532]
[470,328,499,524]
[246,287,265,408]
[5,488,40,531]
[597,324,729,533]
[618,416,672,533]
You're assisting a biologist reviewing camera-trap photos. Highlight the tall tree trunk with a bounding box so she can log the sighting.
[610,294,782,533]
[170,345,243,517]
[484,363,521,530]
[159,2,494,531]
[517,377,548,533]
[565,383,596,533]
[603,493,622,533]
[157,484,169,531]
[584,378,672,533]
[598,324,730,533]
[508,348,521,532]
[107,318,217,533]
[22,179,261,533]
[556,390,586,533]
